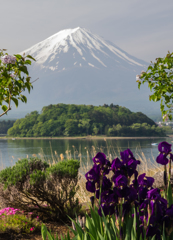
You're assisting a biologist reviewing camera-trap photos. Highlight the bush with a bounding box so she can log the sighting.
[0,158,81,222]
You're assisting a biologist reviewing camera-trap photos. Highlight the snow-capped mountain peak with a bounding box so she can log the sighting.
[21,27,146,72]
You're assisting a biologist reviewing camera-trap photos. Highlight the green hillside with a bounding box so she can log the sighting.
[7,103,165,137]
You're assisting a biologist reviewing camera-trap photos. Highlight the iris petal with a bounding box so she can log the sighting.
[158,141,172,155]
[156,153,169,165]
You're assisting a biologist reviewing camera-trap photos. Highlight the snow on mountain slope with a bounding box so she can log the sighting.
[13,27,160,117]
[21,27,147,72]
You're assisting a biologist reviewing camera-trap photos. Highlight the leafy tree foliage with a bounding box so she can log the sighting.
[107,122,164,137]
[137,51,173,120]
[7,103,165,137]
[0,120,15,134]
[0,50,35,117]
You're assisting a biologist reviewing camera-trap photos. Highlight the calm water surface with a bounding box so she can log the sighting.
[0,137,172,169]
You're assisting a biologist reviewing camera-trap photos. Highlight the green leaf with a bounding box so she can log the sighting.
[139,234,143,240]
[11,97,18,107]
[1,105,8,112]
[90,206,101,234]
[25,82,31,93]
[168,230,173,240]
[19,65,28,74]
[167,181,173,207]
[26,55,36,61]
[131,208,137,239]
[125,213,132,240]
[24,60,32,65]
[26,76,31,82]
[41,224,48,240]
[71,220,84,238]
[47,231,55,240]
[85,214,97,238]
[20,95,27,103]
[162,223,166,240]
[14,54,22,59]
[110,215,118,235]
[100,210,112,240]
[97,232,106,240]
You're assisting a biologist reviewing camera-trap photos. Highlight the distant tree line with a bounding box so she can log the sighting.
[7,103,166,137]
[0,120,16,134]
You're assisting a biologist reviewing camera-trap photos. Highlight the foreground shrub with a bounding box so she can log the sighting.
[0,158,81,221]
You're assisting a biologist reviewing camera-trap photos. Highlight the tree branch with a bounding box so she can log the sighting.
[30,77,39,84]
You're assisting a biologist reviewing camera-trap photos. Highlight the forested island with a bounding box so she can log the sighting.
[6,103,166,137]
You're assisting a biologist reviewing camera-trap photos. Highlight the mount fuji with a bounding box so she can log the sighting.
[12,27,160,118]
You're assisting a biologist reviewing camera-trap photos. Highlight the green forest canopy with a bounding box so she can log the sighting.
[0,120,15,134]
[7,103,165,137]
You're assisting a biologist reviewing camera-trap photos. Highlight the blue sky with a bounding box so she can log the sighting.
[1,0,173,62]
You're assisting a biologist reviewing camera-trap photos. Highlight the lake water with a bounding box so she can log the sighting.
[0,137,172,169]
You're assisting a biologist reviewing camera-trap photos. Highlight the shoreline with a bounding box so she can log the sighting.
[0,135,170,140]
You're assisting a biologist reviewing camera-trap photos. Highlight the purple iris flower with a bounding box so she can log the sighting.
[140,199,149,210]
[127,158,140,170]
[102,176,112,191]
[120,148,134,164]
[112,170,124,181]
[86,181,95,193]
[166,204,173,217]
[147,188,160,199]
[160,197,167,209]
[92,152,111,175]
[100,159,111,175]
[92,152,107,165]
[101,188,118,204]
[127,168,137,178]
[146,190,167,224]
[150,200,155,216]
[155,200,167,221]
[156,153,169,165]
[96,189,100,199]
[117,186,130,198]
[111,158,123,172]
[101,189,115,203]
[138,173,154,188]
[163,204,173,227]
[125,187,137,202]
[113,174,128,188]
[158,141,172,155]
[138,186,148,201]
[105,192,118,204]
[96,189,114,204]
[170,153,173,161]
[85,164,100,182]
